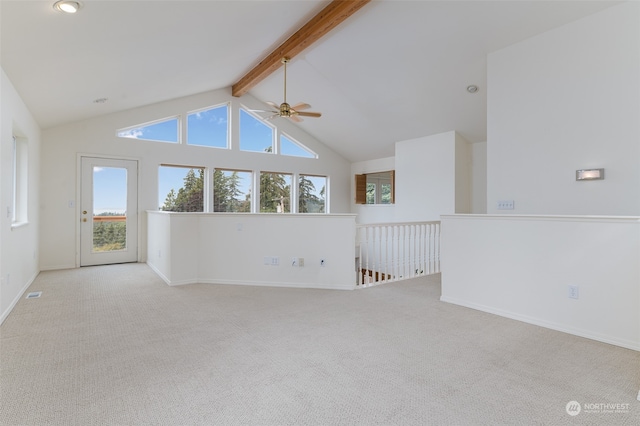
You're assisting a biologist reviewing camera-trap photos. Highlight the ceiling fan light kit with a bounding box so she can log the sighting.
[260,57,322,122]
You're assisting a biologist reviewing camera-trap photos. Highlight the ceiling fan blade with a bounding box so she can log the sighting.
[249,109,277,113]
[289,115,303,123]
[296,111,322,118]
[291,102,311,111]
[264,113,279,121]
[266,101,279,109]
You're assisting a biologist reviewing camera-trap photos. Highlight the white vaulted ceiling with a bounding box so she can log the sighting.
[0,0,620,161]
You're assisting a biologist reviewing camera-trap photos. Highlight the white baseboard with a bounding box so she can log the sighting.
[440,295,640,352]
[40,263,76,271]
[199,278,355,291]
[146,262,172,285]
[0,270,39,326]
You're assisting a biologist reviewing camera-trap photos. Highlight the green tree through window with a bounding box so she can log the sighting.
[161,168,204,212]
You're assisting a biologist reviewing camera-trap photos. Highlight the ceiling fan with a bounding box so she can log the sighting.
[254,58,321,122]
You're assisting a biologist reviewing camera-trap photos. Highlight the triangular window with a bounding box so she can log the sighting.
[117,117,179,143]
[239,108,274,153]
[280,134,316,158]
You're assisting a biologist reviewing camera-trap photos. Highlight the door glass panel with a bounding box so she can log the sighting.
[93,166,127,252]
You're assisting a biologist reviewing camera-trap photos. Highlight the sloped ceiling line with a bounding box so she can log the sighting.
[231,0,371,97]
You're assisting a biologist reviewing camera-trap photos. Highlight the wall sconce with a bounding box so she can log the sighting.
[576,168,604,181]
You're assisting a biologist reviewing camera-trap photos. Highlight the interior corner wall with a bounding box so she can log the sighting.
[471,141,487,214]
[454,133,471,214]
[39,89,351,270]
[486,2,640,216]
[394,131,458,222]
[0,68,41,324]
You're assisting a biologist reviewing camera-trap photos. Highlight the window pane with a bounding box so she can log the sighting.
[187,105,228,148]
[299,175,326,213]
[214,169,251,212]
[158,166,204,212]
[240,109,274,153]
[93,167,127,252]
[260,172,291,213]
[12,136,28,223]
[281,134,316,158]
[381,183,392,204]
[118,117,179,143]
[366,183,376,204]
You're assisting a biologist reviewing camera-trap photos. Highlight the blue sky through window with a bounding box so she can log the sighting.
[117,117,179,143]
[93,167,127,214]
[187,105,228,148]
[281,134,316,158]
[239,109,274,153]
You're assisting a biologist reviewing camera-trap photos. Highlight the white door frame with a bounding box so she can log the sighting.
[76,155,140,267]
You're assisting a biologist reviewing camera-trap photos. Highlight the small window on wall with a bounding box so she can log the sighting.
[213,169,252,212]
[12,136,28,224]
[118,117,179,143]
[239,109,274,153]
[355,171,395,204]
[299,175,327,213]
[281,134,316,158]
[187,104,229,148]
[158,165,204,212]
[260,172,291,213]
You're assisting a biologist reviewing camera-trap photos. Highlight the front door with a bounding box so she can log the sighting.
[80,157,138,266]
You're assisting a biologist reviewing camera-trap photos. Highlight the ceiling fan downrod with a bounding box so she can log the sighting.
[280,57,291,117]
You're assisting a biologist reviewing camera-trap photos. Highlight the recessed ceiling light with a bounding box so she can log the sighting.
[53,1,82,14]
[466,85,479,94]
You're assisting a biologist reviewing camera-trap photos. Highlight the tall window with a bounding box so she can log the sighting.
[187,104,228,148]
[118,117,179,143]
[298,175,326,213]
[158,165,204,212]
[239,109,274,153]
[12,136,28,224]
[260,172,291,213]
[213,169,251,212]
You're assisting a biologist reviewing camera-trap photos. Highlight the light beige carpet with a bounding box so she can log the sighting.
[1,263,638,425]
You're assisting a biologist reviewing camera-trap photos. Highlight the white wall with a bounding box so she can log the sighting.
[0,69,41,324]
[487,1,640,215]
[395,131,470,222]
[441,214,640,351]
[40,89,352,270]
[147,212,357,290]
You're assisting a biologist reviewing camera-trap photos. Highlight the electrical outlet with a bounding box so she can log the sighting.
[497,200,514,210]
[292,257,304,267]
[568,285,579,299]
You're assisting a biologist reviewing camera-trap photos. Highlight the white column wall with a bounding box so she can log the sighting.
[40,89,351,270]
[0,69,41,324]
[394,130,470,222]
[486,2,640,215]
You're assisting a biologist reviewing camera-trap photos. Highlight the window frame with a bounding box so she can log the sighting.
[186,103,230,149]
[117,115,181,144]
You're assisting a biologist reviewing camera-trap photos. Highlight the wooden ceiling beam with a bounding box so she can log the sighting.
[231,0,371,97]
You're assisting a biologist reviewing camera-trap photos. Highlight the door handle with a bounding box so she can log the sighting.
[82,218,87,222]
[82,210,87,214]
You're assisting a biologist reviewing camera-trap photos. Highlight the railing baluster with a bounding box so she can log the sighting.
[355,221,440,288]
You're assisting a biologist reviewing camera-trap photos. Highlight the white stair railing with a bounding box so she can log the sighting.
[355,221,440,287]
